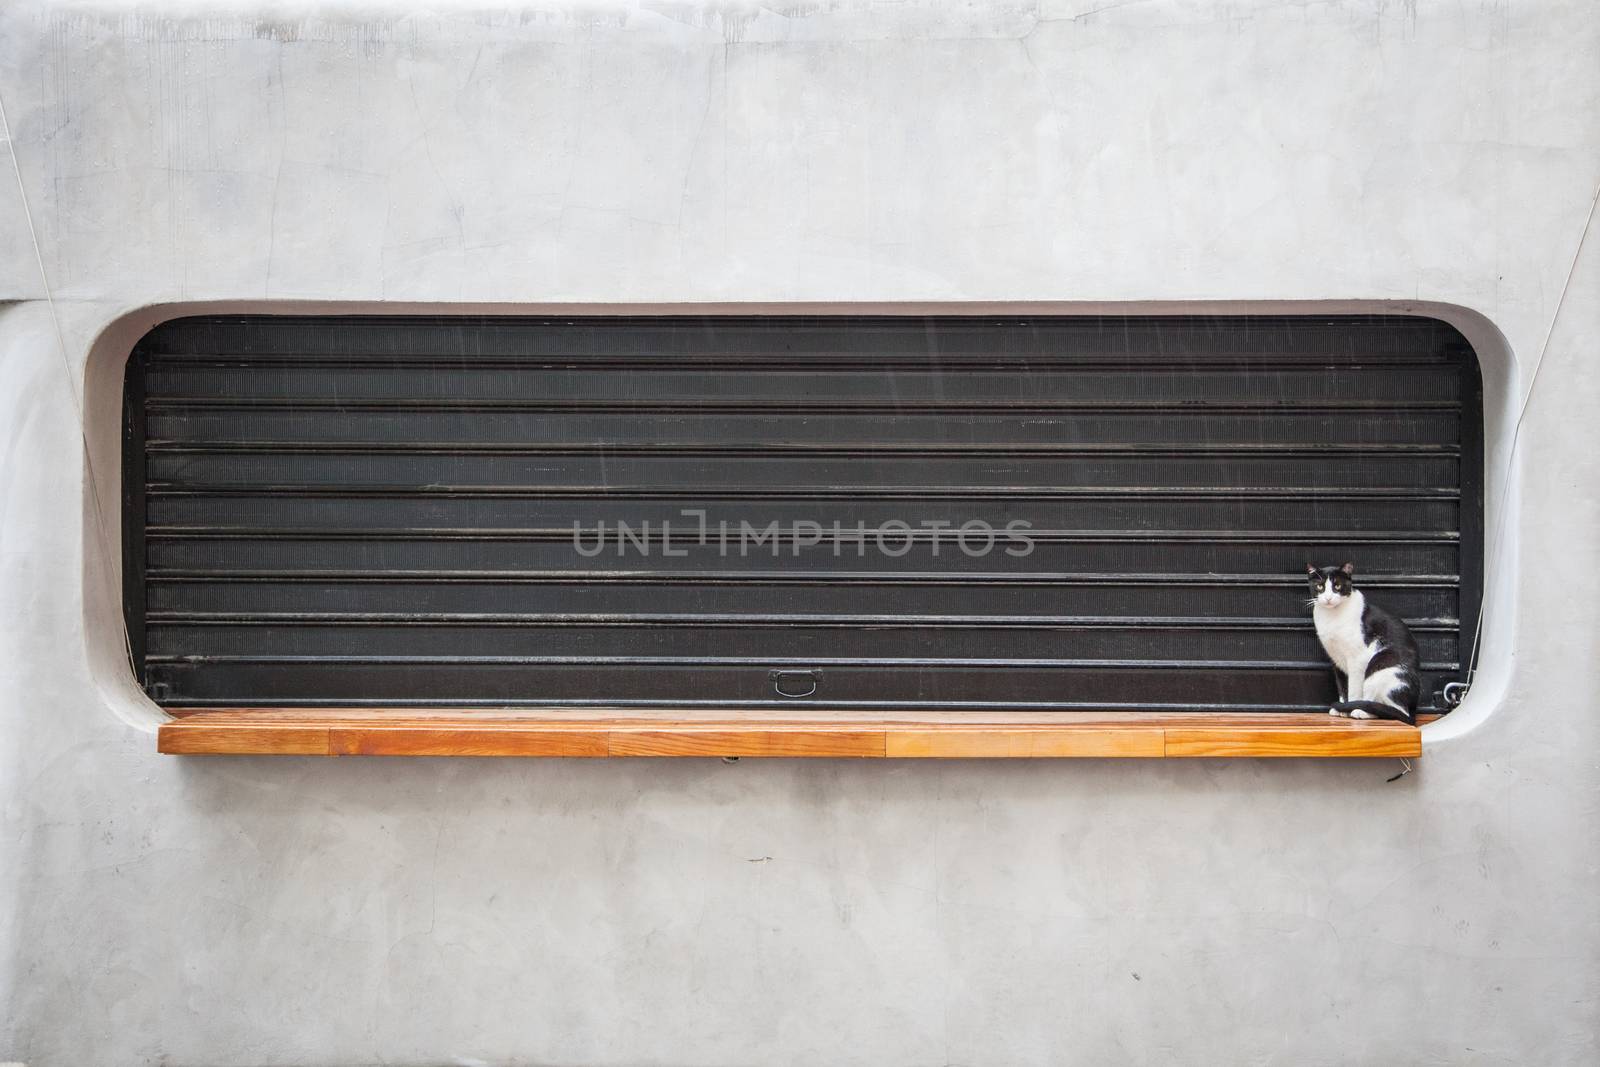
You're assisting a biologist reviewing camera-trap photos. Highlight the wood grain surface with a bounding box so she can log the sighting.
[158,708,1423,759]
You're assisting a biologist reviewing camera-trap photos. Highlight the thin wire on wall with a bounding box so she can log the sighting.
[1464,179,1600,685]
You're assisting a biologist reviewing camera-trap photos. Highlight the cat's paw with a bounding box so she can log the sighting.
[1350,708,1375,719]
[1328,706,1346,716]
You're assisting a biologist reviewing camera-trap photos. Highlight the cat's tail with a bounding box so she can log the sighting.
[1332,700,1416,727]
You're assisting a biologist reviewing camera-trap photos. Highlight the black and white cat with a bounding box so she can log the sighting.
[1306,563,1421,725]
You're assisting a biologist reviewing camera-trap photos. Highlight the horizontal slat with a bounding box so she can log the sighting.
[147,654,1445,668]
[143,495,1461,532]
[143,611,1458,627]
[143,442,1463,455]
[147,353,1462,369]
[143,532,1460,577]
[145,525,1459,538]
[145,451,1459,491]
[143,365,1462,404]
[144,484,1459,499]
[146,410,1462,447]
[143,660,1453,709]
[139,314,1464,361]
[143,619,1460,662]
[155,707,1422,724]
[142,576,1460,620]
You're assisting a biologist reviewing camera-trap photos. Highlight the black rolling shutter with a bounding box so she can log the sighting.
[123,315,1482,713]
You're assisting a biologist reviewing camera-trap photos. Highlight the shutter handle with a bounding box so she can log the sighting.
[770,669,820,699]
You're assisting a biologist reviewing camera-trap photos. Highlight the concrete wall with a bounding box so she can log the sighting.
[2,2,1597,1063]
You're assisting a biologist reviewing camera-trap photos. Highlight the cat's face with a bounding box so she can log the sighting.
[1307,562,1355,607]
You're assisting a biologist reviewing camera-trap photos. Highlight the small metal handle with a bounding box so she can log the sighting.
[1440,681,1470,708]
[770,669,819,699]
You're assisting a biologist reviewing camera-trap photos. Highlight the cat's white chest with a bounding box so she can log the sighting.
[1313,594,1375,673]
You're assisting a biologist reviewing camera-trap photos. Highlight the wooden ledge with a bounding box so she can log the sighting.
[157,709,1422,759]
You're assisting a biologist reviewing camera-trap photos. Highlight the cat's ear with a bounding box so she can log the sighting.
[1306,563,1318,575]
[1340,562,1356,576]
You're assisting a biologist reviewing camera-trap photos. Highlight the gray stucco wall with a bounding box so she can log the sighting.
[1,2,1597,1063]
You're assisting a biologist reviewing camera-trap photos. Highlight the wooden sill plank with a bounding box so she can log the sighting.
[157,709,1421,759]
[1165,726,1421,758]
[157,722,330,756]
[610,729,884,758]
[329,726,609,757]
[886,728,1163,758]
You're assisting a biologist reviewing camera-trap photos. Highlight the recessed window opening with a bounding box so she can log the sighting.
[122,314,1483,719]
